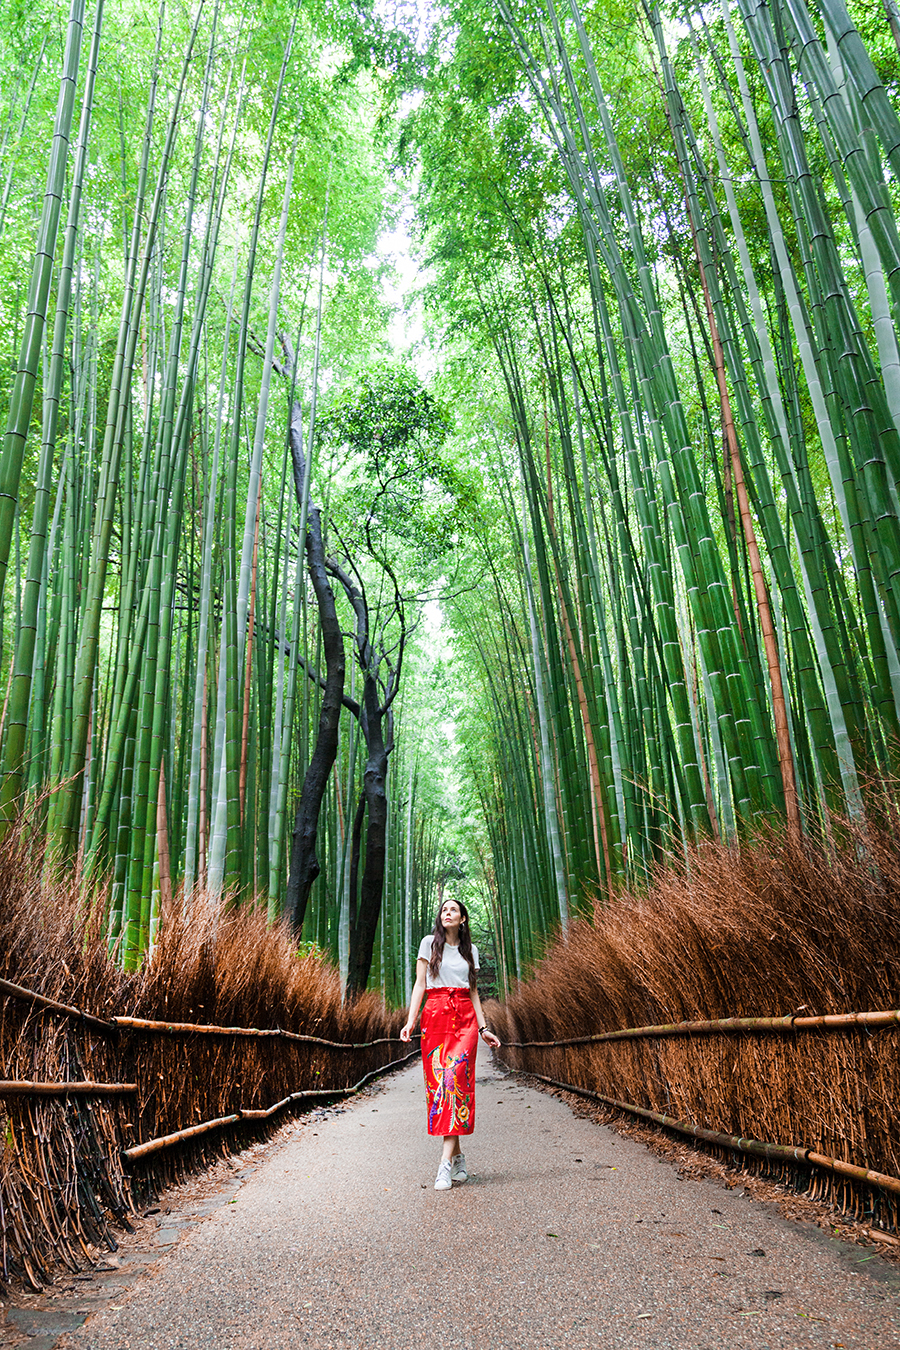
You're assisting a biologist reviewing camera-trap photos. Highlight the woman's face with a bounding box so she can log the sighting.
[440,900,463,930]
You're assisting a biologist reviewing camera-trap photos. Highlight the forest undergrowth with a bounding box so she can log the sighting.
[493,800,900,1234]
[0,822,401,1289]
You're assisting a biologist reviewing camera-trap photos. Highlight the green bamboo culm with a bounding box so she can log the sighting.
[0,0,88,674]
[0,0,105,828]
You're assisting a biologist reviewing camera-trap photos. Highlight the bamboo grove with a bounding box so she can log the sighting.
[0,0,456,994]
[3,0,900,1001]
[411,0,900,981]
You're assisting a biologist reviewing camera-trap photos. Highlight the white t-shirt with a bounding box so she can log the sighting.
[417,935,479,988]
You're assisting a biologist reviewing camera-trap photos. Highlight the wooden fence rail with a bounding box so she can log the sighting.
[112,1015,409,1047]
[501,1007,900,1047]
[0,978,410,1049]
[0,1081,136,1096]
[0,976,116,1033]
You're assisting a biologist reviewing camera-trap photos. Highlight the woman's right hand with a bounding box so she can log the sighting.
[400,1022,413,1043]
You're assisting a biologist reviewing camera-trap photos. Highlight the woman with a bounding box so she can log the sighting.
[400,899,501,1189]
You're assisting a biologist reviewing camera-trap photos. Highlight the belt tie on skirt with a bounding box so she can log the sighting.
[419,986,478,1136]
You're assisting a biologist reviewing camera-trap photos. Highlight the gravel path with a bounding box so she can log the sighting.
[63,1055,900,1349]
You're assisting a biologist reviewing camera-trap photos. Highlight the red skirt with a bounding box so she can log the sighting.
[420,987,477,1136]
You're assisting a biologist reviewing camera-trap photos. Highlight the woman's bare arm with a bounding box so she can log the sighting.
[400,958,429,1041]
[471,987,501,1048]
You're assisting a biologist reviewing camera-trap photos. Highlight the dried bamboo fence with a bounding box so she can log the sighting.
[495,1009,900,1233]
[0,832,411,1292]
[0,975,414,1291]
[0,972,415,1285]
[490,820,900,1240]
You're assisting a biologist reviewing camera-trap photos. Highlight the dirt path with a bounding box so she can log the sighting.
[51,1056,900,1349]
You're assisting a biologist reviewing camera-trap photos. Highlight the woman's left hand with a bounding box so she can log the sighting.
[483,1030,501,1049]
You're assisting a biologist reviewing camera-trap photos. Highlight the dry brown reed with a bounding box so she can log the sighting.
[491,814,900,1234]
[0,826,403,1290]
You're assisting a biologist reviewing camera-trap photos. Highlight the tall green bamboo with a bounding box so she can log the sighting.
[0,0,87,625]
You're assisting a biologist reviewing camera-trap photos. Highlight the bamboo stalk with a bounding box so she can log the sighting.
[0,33,49,242]
[57,0,206,855]
[0,1081,136,1095]
[0,0,104,823]
[0,0,87,604]
[656,30,800,834]
[520,476,569,930]
[502,1008,900,1046]
[0,977,115,1033]
[112,1015,418,1047]
[239,481,261,825]
[155,756,172,925]
[123,1112,241,1159]
[807,1151,900,1198]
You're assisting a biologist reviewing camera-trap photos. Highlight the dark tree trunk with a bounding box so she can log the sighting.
[345,678,390,996]
[285,402,345,936]
[347,787,366,938]
[320,555,402,998]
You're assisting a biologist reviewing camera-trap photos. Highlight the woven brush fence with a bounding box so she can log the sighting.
[491,817,900,1236]
[0,829,407,1290]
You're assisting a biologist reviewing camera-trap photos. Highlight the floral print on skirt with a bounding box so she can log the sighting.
[420,986,477,1136]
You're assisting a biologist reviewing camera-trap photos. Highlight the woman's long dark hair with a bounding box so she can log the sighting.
[429,901,476,989]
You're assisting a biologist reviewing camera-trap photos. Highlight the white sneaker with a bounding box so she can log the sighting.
[434,1159,452,1190]
[450,1153,468,1182]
